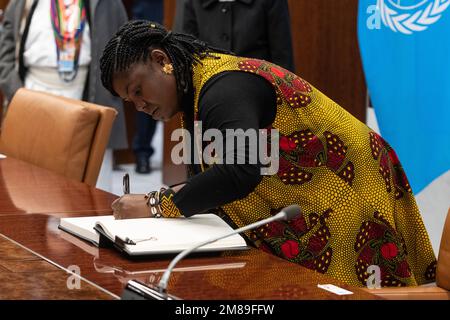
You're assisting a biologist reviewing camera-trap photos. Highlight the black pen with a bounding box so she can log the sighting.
[123,173,130,194]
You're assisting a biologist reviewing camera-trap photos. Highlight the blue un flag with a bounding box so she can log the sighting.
[358,0,450,195]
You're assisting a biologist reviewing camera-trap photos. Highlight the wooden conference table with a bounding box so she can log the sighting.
[0,156,378,300]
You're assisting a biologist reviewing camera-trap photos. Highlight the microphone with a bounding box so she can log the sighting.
[157,204,302,295]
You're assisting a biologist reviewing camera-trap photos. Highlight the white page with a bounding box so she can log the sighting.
[60,214,247,255]
[97,215,247,255]
[59,215,115,244]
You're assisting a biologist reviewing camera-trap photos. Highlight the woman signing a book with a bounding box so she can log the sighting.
[100,20,436,288]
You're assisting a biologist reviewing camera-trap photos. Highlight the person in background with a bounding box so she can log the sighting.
[0,0,128,191]
[131,0,163,174]
[174,0,294,71]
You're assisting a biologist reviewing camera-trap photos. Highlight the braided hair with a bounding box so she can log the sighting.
[100,20,231,97]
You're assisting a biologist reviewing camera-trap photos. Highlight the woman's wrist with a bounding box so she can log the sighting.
[158,188,182,218]
[145,190,162,218]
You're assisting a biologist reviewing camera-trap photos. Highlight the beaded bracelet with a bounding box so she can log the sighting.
[145,190,162,218]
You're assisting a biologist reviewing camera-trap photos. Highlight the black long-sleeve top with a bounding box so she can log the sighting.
[173,71,277,217]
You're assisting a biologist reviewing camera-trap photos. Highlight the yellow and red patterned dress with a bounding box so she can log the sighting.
[188,53,436,287]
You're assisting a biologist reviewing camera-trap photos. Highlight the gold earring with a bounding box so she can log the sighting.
[163,64,174,75]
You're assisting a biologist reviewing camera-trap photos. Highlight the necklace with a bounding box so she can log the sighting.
[50,0,87,82]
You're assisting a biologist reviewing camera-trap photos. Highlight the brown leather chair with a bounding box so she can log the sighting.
[0,88,117,186]
[363,207,450,300]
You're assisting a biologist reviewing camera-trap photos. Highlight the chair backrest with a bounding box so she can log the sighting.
[437,207,450,290]
[0,88,117,186]
[71,99,117,186]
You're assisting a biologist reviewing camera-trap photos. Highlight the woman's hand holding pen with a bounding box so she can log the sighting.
[112,174,158,220]
[112,194,155,220]
[112,174,184,220]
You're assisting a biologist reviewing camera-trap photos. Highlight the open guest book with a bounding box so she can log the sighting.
[58,214,248,257]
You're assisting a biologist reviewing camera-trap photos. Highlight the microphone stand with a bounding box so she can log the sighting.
[122,205,301,300]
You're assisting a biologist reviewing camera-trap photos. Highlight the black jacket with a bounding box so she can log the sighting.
[175,0,295,71]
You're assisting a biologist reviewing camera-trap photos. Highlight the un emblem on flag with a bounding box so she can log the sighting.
[378,0,450,34]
